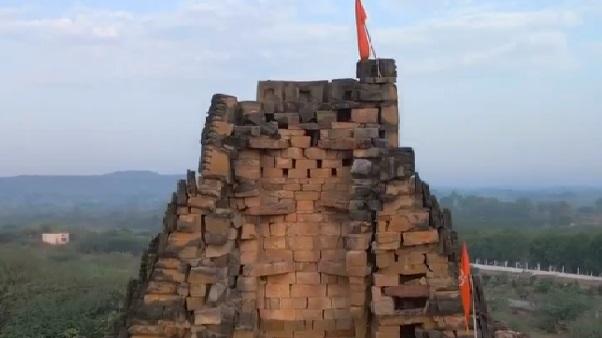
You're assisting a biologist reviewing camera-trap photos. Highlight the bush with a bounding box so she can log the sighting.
[535,288,590,333]
[533,279,554,293]
[75,229,148,255]
[568,314,602,338]
[0,244,137,338]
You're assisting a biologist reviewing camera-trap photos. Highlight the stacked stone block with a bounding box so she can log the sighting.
[113,59,492,338]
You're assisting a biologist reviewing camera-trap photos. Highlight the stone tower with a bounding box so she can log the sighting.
[114,59,493,338]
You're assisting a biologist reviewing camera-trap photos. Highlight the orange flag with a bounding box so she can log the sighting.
[355,0,370,60]
[459,242,472,330]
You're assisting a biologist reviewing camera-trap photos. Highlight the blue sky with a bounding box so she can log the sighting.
[0,0,600,186]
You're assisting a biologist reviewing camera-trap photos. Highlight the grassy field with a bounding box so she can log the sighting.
[481,274,602,338]
[1,239,601,337]
[0,243,138,338]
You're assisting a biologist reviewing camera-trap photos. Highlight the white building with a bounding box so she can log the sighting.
[41,233,70,245]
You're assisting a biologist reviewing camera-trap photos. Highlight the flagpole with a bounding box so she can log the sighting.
[472,279,478,338]
[363,24,381,77]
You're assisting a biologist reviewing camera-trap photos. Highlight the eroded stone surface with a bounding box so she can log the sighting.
[112,59,495,338]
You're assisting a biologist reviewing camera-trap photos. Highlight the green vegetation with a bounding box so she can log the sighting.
[461,227,602,274]
[441,193,602,274]
[440,193,602,229]
[0,225,152,256]
[0,176,600,337]
[442,192,602,335]
[482,275,602,337]
[0,239,140,337]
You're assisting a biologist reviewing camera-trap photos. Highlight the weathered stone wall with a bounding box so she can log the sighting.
[112,59,494,338]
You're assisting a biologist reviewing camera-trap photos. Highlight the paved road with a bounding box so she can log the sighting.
[472,263,602,283]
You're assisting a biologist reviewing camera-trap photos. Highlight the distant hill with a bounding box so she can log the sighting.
[434,186,602,207]
[0,171,182,229]
[1,171,600,230]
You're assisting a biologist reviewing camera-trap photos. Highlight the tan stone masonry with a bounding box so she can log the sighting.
[112,59,494,338]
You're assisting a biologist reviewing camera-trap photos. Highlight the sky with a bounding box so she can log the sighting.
[0,0,600,187]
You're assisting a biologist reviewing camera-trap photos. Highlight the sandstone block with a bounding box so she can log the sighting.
[327,284,347,297]
[371,297,394,315]
[244,260,294,277]
[260,308,296,321]
[202,146,230,179]
[167,232,202,249]
[241,223,256,239]
[194,307,221,325]
[287,236,314,250]
[345,251,367,267]
[317,110,336,128]
[295,309,323,320]
[292,285,327,297]
[317,261,347,276]
[383,285,429,298]
[206,240,234,258]
[375,232,401,250]
[308,297,332,309]
[249,136,289,149]
[177,213,202,233]
[143,294,180,305]
[263,167,284,178]
[323,308,351,320]
[146,281,177,295]
[351,108,379,123]
[296,272,321,284]
[186,296,205,311]
[310,168,333,178]
[280,297,308,309]
[246,198,295,215]
[266,272,296,284]
[304,147,328,159]
[345,234,371,250]
[331,122,359,129]
[373,273,398,287]
[276,157,293,168]
[403,229,439,246]
[295,191,320,201]
[294,250,321,262]
[318,138,355,150]
[266,283,291,297]
[295,159,317,169]
[321,159,342,168]
[290,136,311,148]
[205,214,231,234]
[234,159,261,179]
[380,105,398,125]
[288,168,309,179]
[282,147,305,159]
[188,195,216,210]
[297,200,314,211]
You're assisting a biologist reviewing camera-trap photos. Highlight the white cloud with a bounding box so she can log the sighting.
[0,1,586,84]
[373,7,582,74]
[0,9,133,43]
[0,0,600,181]
[427,9,581,30]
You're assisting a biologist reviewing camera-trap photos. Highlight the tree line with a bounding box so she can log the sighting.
[462,227,602,275]
[440,193,602,274]
[441,193,602,228]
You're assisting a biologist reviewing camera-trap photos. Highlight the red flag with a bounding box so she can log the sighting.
[355,0,370,60]
[459,242,472,330]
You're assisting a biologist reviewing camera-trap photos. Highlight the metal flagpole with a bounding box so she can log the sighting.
[472,295,479,338]
[471,277,478,338]
[363,18,381,78]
